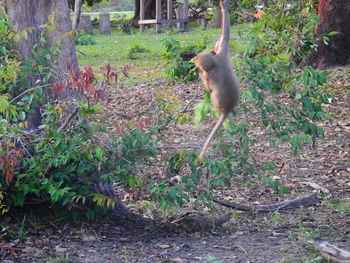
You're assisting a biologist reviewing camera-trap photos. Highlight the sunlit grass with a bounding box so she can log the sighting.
[76,23,251,83]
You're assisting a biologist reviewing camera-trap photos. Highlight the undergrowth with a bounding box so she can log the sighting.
[151,2,333,211]
[0,10,162,219]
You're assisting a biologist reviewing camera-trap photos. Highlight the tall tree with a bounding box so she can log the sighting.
[305,0,350,69]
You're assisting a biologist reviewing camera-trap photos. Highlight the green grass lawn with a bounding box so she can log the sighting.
[74,11,134,20]
[76,23,251,83]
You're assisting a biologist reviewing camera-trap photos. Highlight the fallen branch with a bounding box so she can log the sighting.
[0,245,22,251]
[301,239,350,263]
[213,199,250,211]
[214,193,319,213]
[58,107,80,132]
[317,241,350,263]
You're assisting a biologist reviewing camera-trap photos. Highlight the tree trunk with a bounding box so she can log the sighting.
[5,0,79,128]
[5,0,78,77]
[305,0,350,69]
[133,0,140,20]
[133,0,167,20]
[72,0,83,30]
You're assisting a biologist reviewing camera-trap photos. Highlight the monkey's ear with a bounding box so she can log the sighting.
[209,50,217,55]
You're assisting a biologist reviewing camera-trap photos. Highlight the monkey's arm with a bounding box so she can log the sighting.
[200,71,213,92]
[216,0,230,55]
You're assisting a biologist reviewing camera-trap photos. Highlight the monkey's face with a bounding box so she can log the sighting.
[195,52,216,72]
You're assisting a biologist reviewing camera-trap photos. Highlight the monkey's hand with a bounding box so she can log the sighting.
[200,71,212,92]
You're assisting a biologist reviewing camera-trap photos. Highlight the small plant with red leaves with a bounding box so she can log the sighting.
[52,64,131,103]
[0,146,24,185]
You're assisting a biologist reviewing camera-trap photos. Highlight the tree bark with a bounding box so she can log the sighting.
[5,0,78,77]
[133,0,140,20]
[133,0,167,20]
[72,0,83,30]
[305,0,350,69]
[5,0,79,128]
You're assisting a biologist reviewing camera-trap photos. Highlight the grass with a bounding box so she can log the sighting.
[76,23,251,83]
[74,11,134,20]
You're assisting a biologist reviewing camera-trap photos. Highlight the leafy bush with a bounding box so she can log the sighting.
[0,12,161,219]
[127,42,149,59]
[111,15,134,34]
[75,32,96,46]
[1,66,160,219]
[162,36,209,81]
[8,103,159,219]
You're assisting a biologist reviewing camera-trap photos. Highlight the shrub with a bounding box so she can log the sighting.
[75,32,96,46]
[162,36,209,81]
[127,42,150,59]
[0,11,161,219]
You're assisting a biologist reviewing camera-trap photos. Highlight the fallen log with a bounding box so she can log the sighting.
[214,193,319,213]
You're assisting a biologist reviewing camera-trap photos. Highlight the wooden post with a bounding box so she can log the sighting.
[79,15,92,34]
[200,18,208,29]
[99,14,111,35]
[175,6,183,30]
[167,0,173,29]
[156,0,162,33]
[140,0,145,32]
[183,0,189,32]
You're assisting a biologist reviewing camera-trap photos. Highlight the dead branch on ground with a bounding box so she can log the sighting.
[214,193,319,213]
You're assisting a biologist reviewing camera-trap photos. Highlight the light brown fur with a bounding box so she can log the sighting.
[195,0,240,160]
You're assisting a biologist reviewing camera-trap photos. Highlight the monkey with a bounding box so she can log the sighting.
[194,0,240,160]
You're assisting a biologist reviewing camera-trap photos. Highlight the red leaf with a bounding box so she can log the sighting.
[6,169,14,185]
[144,117,151,126]
[136,119,144,130]
[52,82,66,94]
[103,64,112,77]
[116,125,124,134]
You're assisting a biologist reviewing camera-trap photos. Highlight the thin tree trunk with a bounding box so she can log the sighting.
[305,0,350,69]
[72,0,83,30]
[133,0,140,20]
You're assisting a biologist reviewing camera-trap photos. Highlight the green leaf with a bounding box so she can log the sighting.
[328,31,341,36]
[0,95,9,112]
[13,33,21,43]
[95,146,104,161]
[279,185,289,194]
[19,111,26,121]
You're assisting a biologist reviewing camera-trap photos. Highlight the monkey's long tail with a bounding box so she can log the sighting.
[199,113,228,160]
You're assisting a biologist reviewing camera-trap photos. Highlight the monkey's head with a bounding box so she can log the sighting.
[195,52,216,72]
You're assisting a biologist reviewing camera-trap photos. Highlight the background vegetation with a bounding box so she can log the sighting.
[0,0,345,219]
